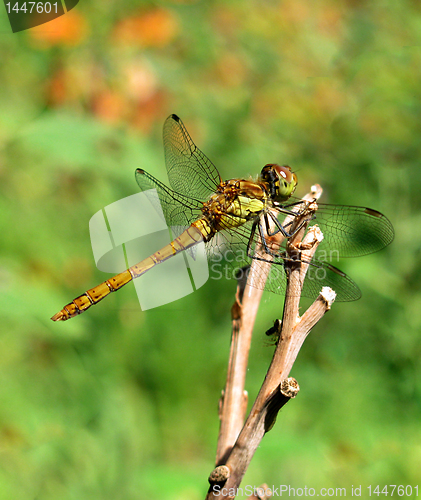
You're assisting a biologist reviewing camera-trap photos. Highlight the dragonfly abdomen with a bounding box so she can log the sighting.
[129,223,208,277]
[50,269,134,321]
[51,222,208,321]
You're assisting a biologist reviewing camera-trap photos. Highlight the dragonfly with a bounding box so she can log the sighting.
[51,114,394,321]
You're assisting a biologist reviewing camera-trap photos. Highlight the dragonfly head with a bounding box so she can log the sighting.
[260,164,297,203]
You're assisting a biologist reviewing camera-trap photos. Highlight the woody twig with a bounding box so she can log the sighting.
[208,185,335,499]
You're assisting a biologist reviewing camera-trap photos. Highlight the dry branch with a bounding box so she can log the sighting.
[207,184,335,499]
[215,185,323,465]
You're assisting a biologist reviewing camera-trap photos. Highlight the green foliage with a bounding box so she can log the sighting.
[0,1,420,498]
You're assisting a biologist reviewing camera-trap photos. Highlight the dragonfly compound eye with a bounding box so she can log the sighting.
[273,164,295,184]
[260,164,297,202]
[275,165,297,199]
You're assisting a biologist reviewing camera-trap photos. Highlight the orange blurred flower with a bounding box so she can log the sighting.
[113,8,178,47]
[130,89,168,133]
[91,90,128,125]
[30,10,88,47]
[46,63,104,107]
[47,68,70,106]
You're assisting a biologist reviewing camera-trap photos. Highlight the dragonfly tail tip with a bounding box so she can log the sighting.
[51,311,66,322]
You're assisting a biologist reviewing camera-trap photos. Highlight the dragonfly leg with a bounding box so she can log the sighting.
[247,213,314,262]
[267,210,314,238]
[258,220,283,258]
[263,213,279,236]
[245,220,279,259]
[246,220,258,258]
[272,199,312,215]
[281,198,315,210]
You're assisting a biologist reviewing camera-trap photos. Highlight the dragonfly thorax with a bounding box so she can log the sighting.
[200,179,268,237]
[260,164,297,203]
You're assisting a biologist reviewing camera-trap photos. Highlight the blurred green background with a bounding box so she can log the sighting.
[0,1,420,499]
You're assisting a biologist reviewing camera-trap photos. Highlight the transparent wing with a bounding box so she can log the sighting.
[135,168,203,238]
[286,198,394,258]
[298,258,361,301]
[206,220,361,302]
[163,114,222,200]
